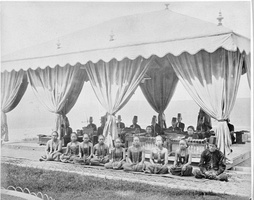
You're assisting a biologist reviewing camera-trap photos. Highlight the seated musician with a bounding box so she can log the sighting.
[145,135,168,174]
[60,132,80,163]
[170,139,193,176]
[176,113,185,132]
[168,117,181,133]
[123,136,146,172]
[226,119,235,144]
[151,115,161,136]
[137,126,153,137]
[74,134,93,165]
[62,124,73,147]
[105,137,126,170]
[39,131,62,161]
[185,126,199,140]
[97,116,106,136]
[193,136,228,181]
[86,116,97,131]
[196,117,212,139]
[90,135,109,166]
[130,115,141,130]
[116,115,125,129]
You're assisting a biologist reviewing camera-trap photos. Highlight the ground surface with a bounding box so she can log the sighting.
[1,142,252,199]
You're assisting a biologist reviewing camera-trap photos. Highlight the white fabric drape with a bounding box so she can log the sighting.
[1,70,28,141]
[85,56,154,147]
[244,53,251,88]
[27,64,87,134]
[140,56,179,128]
[167,48,243,155]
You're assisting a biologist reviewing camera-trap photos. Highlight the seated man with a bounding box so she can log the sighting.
[151,115,161,136]
[168,117,181,133]
[116,115,125,129]
[130,116,141,130]
[193,136,228,181]
[90,135,109,166]
[86,116,97,131]
[176,113,185,132]
[226,119,235,144]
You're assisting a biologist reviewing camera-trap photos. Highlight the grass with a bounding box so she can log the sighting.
[1,163,248,200]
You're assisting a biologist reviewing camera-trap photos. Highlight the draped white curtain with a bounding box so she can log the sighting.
[244,53,251,88]
[85,56,154,147]
[1,70,28,141]
[140,56,179,128]
[27,64,87,135]
[167,48,243,155]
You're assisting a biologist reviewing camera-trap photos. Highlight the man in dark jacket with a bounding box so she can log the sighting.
[86,116,97,131]
[176,113,185,132]
[193,136,228,181]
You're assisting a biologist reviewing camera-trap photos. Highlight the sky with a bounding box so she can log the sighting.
[1,1,251,101]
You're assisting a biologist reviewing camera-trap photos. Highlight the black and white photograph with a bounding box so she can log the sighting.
[1,1,252,200]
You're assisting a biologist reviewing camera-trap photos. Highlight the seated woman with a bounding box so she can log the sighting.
[40,131,62,161]
[170,139,193,176]
[90,135,109,166]
[123,136,146,172]
[74,134,93,165]
[185,126,199,140]
[136,126,153,137]
[105,137,126,170]
[145,135,168,174]
[60,132,80,163]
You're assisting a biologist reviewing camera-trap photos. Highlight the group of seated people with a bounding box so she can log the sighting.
[61,108,218,148]
[40,131,228,182]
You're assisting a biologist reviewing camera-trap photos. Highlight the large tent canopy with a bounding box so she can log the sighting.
[1,8,251,155]
[1,9,250,71]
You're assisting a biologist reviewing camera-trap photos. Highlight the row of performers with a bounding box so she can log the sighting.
[40,132,228,182]
[84,112,212,135]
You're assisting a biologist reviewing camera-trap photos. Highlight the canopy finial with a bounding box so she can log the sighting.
[165,3,170,10]
[56,39,61,49]
[109,30,115,41]
[217,11,224,26]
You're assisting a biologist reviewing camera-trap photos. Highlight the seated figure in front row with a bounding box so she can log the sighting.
[90,135,109,166]
[145,136,168,174]
[170,139,193,176]
[40,131,62,161]
[105,137,126,170]
[60,133,80,163]
[193,136,228,182]
[74,134,93,165]
[123,136,146,172]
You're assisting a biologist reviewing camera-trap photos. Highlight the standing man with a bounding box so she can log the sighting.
[97,116,106,136]
[193,136,228,181]
[130,116,141,130]
[86,116,97,131]
[151,115,161,136]
[116,115,125,129]
[226,119,235,144]
[176,113,185,132]
[168,117,181,133]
